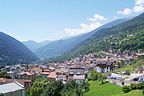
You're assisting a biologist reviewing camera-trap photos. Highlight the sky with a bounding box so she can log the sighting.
[0,0,144,42]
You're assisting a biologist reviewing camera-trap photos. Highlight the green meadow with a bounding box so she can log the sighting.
[84,81,143,96]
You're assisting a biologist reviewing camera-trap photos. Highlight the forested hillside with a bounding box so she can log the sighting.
[0,32,40,65]
[36,18,128,59]
[69,13,144,56]
[44,13,144,63]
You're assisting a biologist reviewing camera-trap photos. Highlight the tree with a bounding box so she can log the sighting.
[89,70,100,80]
[0,93,4,96]
[122,86,131,93]
[82,81,90,92]
[29,79,48,96]
[130,83,138,90]
[89,70,107,84]
[98,73,107,84]
[42,80,64,96]
[28,79,88,96]
[0,72,11,79]
[61,80,83,96]
[119,60,125,67]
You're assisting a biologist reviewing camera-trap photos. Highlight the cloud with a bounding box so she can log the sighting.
[117,0,144,15]
[64,14,107,36]
[89,14,107,22]
[117,8,133,15]
[134,0,144,13]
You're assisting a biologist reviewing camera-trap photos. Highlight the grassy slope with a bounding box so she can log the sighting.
[85,81,143,96]
[62,13,144,61]
[84,81,122,96]
[114,90,142,96]
[114,57,144,73]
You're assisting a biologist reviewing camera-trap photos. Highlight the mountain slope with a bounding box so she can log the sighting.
[0,32,40,65]
[62,13,144,58]
[36,18,129,59]
[23,40,51,52]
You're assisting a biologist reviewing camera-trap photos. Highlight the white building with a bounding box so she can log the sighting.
[0,82,25,96]
[95,61,113,73]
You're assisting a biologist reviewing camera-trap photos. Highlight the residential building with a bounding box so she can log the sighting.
[0,82,25,96]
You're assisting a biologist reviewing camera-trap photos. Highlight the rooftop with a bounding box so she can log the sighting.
[0,82,24,94]
[0,78,31,86]
[48,71,56,79]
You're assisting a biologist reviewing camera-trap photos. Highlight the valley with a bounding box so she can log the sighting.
[0,3,144,96]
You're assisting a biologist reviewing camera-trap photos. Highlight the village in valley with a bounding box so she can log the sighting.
[0,49,144,96]
[0,0,144,96]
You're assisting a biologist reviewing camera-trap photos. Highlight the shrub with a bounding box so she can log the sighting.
[89,70,99,80]
[0,93,4,96]
[130,83,138,90]
[139,82,144,89]
[122,86,131,93]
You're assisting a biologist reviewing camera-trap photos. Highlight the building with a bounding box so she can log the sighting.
[95,61,113,73]
[41,72,50,78]
[0,78,31,89]
[19,71,38,80]
[55,68,68,81]
[19,72,32,80]
[68,67,85,80]
[47,71,57,80]
[0,82,25,96]
[73,75,85,83]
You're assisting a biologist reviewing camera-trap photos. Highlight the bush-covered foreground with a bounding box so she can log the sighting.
[27,78,89,96]
[122,82,144,94]
[27,78,143,96]
[84,81,143,96]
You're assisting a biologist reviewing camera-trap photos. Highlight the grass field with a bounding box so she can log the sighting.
[84,81,122,96]
[114,90,143,96]
[84,81,143,96]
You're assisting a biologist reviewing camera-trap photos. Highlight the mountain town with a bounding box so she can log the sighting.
[0,0,144,96]
[0,49,144,96]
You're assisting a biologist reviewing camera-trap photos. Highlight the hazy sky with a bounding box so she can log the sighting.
[0,0,143,42]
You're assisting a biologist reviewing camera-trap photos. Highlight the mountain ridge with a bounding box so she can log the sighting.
[0,32,40,65]
[43,13,144,63]
[63,13,144,58]
[23,40,51,53]
[36,18,129,59]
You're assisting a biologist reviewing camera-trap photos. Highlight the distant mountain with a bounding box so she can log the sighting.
[0,32,40,65]
[36,18,129,59]
[23,40,51,52]
[40,40,52,46]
